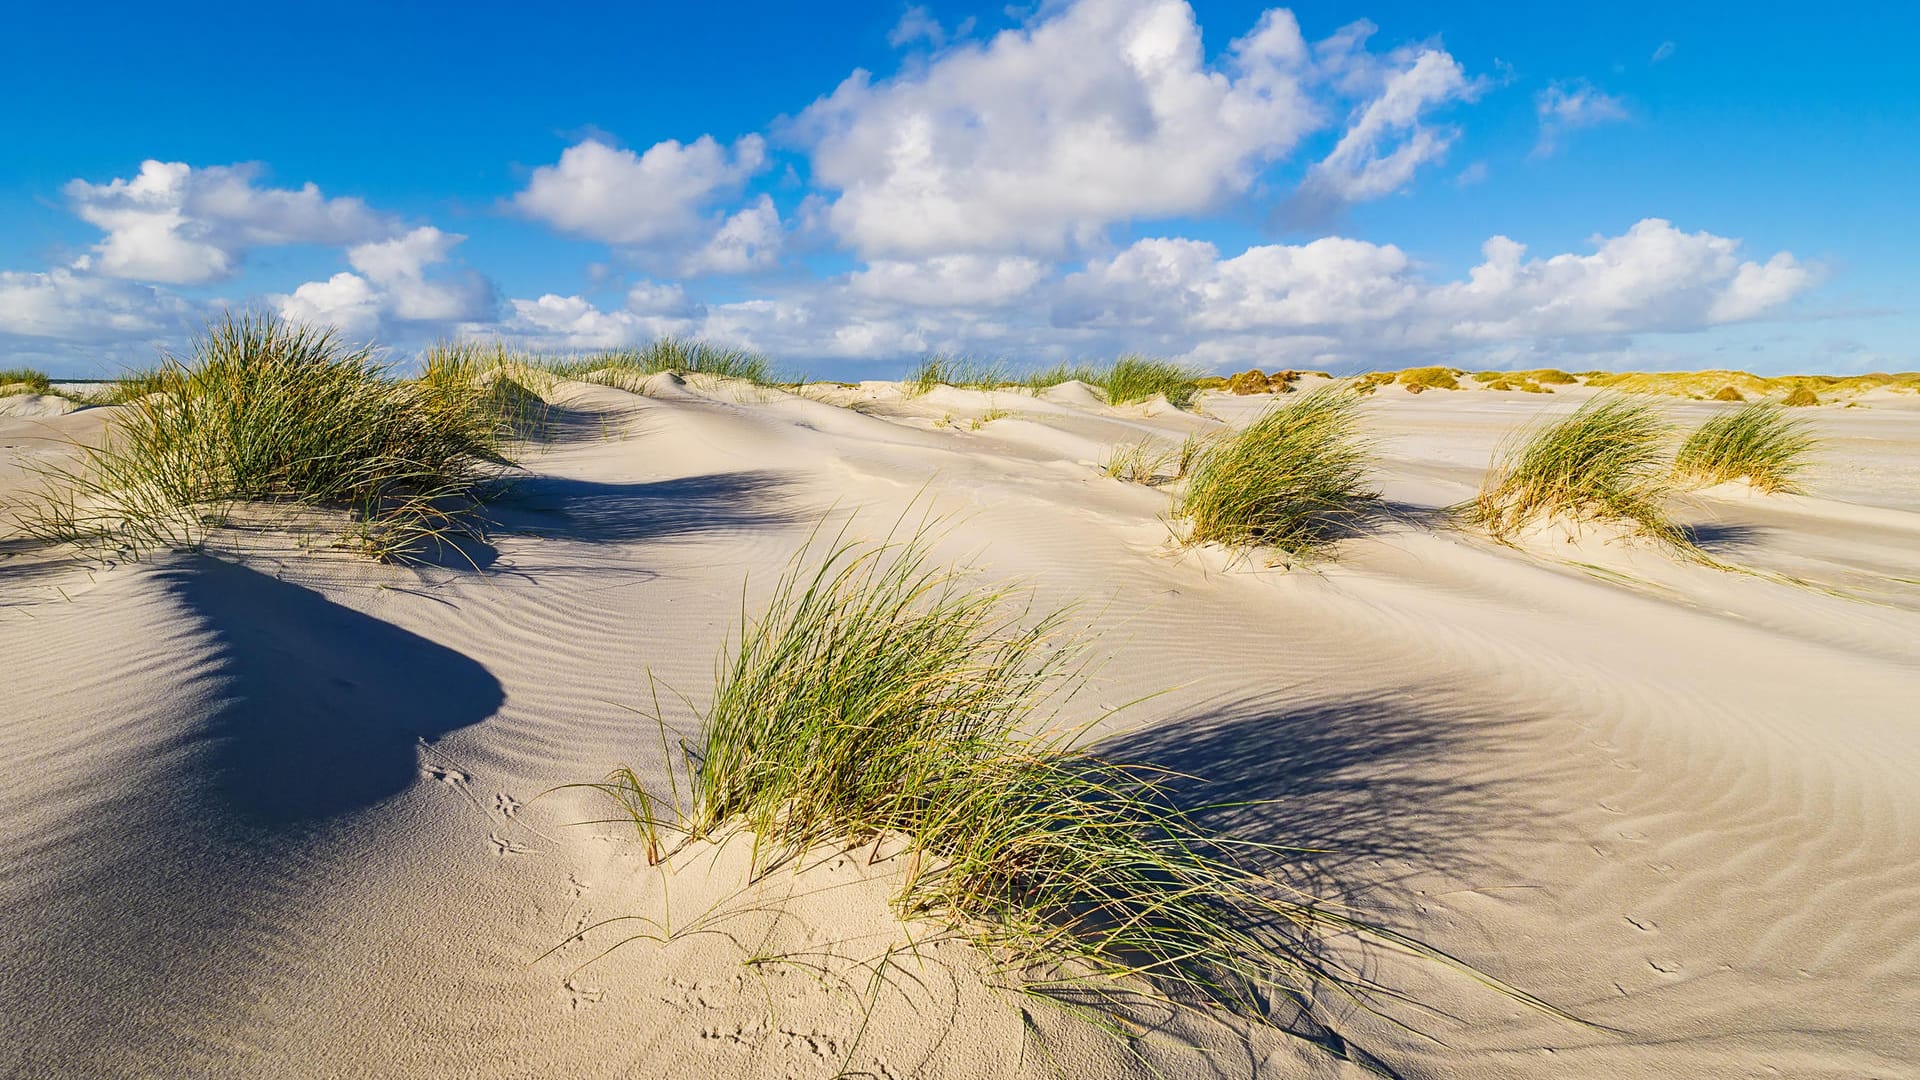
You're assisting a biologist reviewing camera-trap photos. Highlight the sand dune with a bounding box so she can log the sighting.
[3,381,1917,1078]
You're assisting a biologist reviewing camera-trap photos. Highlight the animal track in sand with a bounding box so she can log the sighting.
[488,833,532,856]
[563,978,604,1009]
[697,1025,756,1051]
[494,793,521,817]
[1647,957,1683,975]
[776,1026,842,1061]
[1624,915,1658,932]
[422,764,471,789]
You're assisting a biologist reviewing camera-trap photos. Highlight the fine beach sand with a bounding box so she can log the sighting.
[3,376,1918,1078]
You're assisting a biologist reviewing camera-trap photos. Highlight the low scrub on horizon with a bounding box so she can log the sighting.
[1176,386,1377,558]
[1674,400,1818,494]
[1586,368,1919,401]
[907,354,1203,408]
[10,313,513,561]
[1469,395,1686,547]
[586,525,1554,1066]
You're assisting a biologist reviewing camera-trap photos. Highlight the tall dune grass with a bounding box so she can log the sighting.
[592,525,1554,1056]
[13,314,510,560]
[1470,396,1683,546]
[0,367,53,394]
[907,355,1011,395]
[1096,354,1202,407]
[1674,400,1817,494]
[1175,387,1377,558]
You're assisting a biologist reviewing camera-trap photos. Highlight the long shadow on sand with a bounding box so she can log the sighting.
[488,469,797,546]
[3,555,503,1075]
[173,554,505,824]
[1084,689,1550,1073]
[1099,687,1537,912]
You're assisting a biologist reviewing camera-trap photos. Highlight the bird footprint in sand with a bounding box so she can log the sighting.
[495,793,521,818]
[488,833,532,856]
[422,764,471,789]
[564,979,604,1009]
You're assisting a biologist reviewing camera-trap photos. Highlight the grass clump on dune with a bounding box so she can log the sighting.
[1101,438,1174,484]
[1469,396,1683,546]
[1396,366,1460,392]
[14,313,511,560]
[1015,356,1201,408]
[578,337,774,386]
[0,367,53,394]
[908,355,1012,395]
[1782,385,1820,407]
[1175,387,1377,559]
[1674,400,1817,494]
[593,525,1551,1058]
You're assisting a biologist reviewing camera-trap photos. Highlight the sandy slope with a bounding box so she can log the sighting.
[3,381,1917,1079]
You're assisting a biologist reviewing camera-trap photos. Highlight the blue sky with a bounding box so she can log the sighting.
[2,0,1914,377]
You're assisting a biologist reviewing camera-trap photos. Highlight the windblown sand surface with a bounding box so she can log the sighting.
[3,378,1918,1078]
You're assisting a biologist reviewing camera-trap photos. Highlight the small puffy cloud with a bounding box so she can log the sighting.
[1709,253,1812,323]
[277,273,384,340]
[1534,80,1629,157]
[512,135,768,247]
[680,195,783,275]
[65,160,397,285]
[1285,44,1476,223]
[888,5,947,48]
[794,0,1320,258]
[274,227,492,340]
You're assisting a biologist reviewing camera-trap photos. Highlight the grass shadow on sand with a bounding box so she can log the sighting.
[170,553,506,824]
[1101,687,1536,920]
[489,469,798,546]
[1075,688,1556,1067]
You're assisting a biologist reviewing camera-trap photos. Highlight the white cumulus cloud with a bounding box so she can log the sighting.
[65,160,397,285]
[793,0,1320,258]
[680,195,784,275]
[0,267,196,342]
[513,135,768,247]
[275,227,492,340]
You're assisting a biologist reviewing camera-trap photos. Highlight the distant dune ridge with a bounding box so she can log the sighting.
[4,339,1920,1077]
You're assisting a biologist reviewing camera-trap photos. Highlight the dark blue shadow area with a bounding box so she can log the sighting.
[488,469,797,545]
[1,555,503,1075]
[170,554,504,824]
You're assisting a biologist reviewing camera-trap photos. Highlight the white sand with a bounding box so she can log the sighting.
[3,382,1918,1078]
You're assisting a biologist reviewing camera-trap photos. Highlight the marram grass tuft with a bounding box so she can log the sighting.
[589,523,1563,1063]
[1175,386,1377,558]
[10,313,511,561]
[1674,399,1818,494]
[1469,395,1684,547]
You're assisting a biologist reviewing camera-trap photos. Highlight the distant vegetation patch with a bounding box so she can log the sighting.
[1675,400,1818,494]
[907,354,1203,409]
[1396,366,1461,392]
[1586,369,1918,402]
